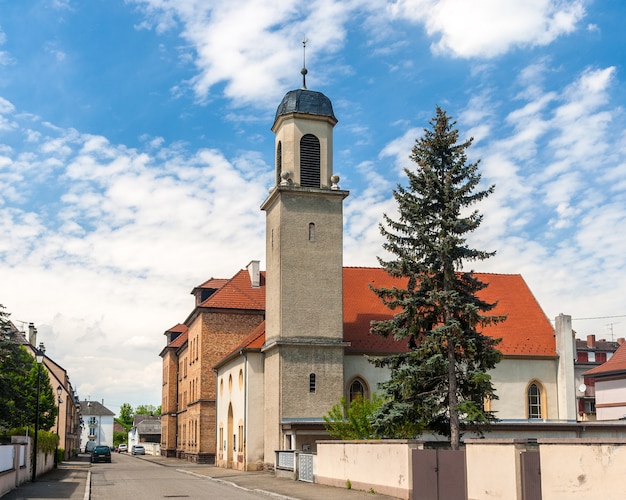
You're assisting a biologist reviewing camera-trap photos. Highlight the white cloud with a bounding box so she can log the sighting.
[389,0,585,58]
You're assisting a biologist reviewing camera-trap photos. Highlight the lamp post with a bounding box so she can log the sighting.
[55,385,63,466]
[32,344,45,482]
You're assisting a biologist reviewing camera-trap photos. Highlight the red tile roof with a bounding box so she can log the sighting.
[200,269,266,310]
[166,323,187,334]
[343,268,555,357]
[176,267,556,360]
[193,278,229,291]
[584,342,626,377]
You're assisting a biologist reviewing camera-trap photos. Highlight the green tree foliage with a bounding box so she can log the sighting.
[135,404,160,415]
[323,394,383,440]
[370,107,504,449]
[0,306,58,432]
[116,403,134,431]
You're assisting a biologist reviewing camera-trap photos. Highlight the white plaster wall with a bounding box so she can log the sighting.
[343,354,390,397]
[316,441,419,499]
[465,440,524,500]
[539,440,626,500]
[595,379,626,420]
[489,358,559,420]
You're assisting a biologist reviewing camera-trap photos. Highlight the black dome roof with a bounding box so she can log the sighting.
[274,89,337,122]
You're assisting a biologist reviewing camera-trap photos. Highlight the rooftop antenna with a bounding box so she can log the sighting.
[301,36,308,90]
[607,322,618,342]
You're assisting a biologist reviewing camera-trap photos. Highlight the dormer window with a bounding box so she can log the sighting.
[300,134,320,188]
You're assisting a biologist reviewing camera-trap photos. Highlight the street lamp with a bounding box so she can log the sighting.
[32,343,45,482]
[55,385,63,466]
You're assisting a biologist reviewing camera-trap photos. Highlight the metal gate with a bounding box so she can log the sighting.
[520,450,542,500]
[298,453,314,482]
[412,449,467,500]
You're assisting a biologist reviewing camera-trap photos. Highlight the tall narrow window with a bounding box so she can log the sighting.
[349,379,365,403]
[528,383,542,419]
[308,223,315,242]
[309,373,316,393]
[276,141,282,186]
[300,134,320,187]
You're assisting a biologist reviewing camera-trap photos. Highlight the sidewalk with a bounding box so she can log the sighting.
[137,454,401,500]
[1,455,90,500]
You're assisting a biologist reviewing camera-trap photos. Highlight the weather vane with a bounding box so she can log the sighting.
[301,36,308,90]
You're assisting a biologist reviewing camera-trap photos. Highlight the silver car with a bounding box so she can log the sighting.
[131,444,145,455]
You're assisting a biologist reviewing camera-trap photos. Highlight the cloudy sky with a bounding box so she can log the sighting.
[1,0,625,414]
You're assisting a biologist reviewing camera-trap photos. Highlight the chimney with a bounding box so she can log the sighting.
[247,260,260,288]
[587,335,596,348]
[618,338,625,345]
[28,323,37,347]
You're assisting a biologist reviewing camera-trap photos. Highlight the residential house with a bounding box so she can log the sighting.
[80,400,115,450]
[582,340,626,420]
[128,414,161,452]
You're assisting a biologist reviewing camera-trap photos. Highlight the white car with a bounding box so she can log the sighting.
[131,445,145,455]
[117,444,128,453]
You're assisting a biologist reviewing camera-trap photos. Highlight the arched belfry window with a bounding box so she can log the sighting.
[276,141,282,186]
[300,134,320,188]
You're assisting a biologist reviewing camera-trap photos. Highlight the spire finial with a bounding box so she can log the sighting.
[301,36,308,90]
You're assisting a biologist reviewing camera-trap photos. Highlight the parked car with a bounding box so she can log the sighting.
[84,441,96,454]
[91,445,112,463]
[131,445,145,455]
[117,443,128,453]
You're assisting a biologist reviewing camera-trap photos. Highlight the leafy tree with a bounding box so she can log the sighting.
[0,306,57,431]
[370,107,504,449]
[323,394,383,440]
[116,403,134,431]
[135,404,160,415]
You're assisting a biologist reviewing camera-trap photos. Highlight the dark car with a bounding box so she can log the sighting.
[91,445,112,463]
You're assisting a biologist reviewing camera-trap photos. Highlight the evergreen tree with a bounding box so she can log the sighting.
[370,107,504,449]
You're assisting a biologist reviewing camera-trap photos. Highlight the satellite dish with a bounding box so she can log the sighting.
[578,384,587,393]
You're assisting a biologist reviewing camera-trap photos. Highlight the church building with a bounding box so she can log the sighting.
[160,76,576,468]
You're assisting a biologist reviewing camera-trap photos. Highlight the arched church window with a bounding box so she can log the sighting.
[309,373,316,393]
[300,134,320,188]
[276,141,282,186]
[349,378,367,403]
[527,381,544,419]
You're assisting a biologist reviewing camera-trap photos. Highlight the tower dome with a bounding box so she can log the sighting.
[273,89,337,125]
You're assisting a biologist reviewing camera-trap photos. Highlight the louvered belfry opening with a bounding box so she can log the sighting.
[300,134,321,188]
[276,141,282,186]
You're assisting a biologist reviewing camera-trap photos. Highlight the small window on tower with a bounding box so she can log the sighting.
[308,223,315,242]
[309,373,316,393]
[276,141,282,186]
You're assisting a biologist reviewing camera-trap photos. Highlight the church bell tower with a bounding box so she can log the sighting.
[261,60,349,457]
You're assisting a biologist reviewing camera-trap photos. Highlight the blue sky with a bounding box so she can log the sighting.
[1,0,625,413]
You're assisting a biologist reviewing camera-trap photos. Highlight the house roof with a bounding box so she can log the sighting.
[343,268,555,357]
[205,266,555,362]
[81,400,115,417]
[584,342,626,377]
[199,269,265,310]
[166,324,187,335]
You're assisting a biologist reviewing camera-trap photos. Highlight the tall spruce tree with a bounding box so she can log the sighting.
[370,107,504,449]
